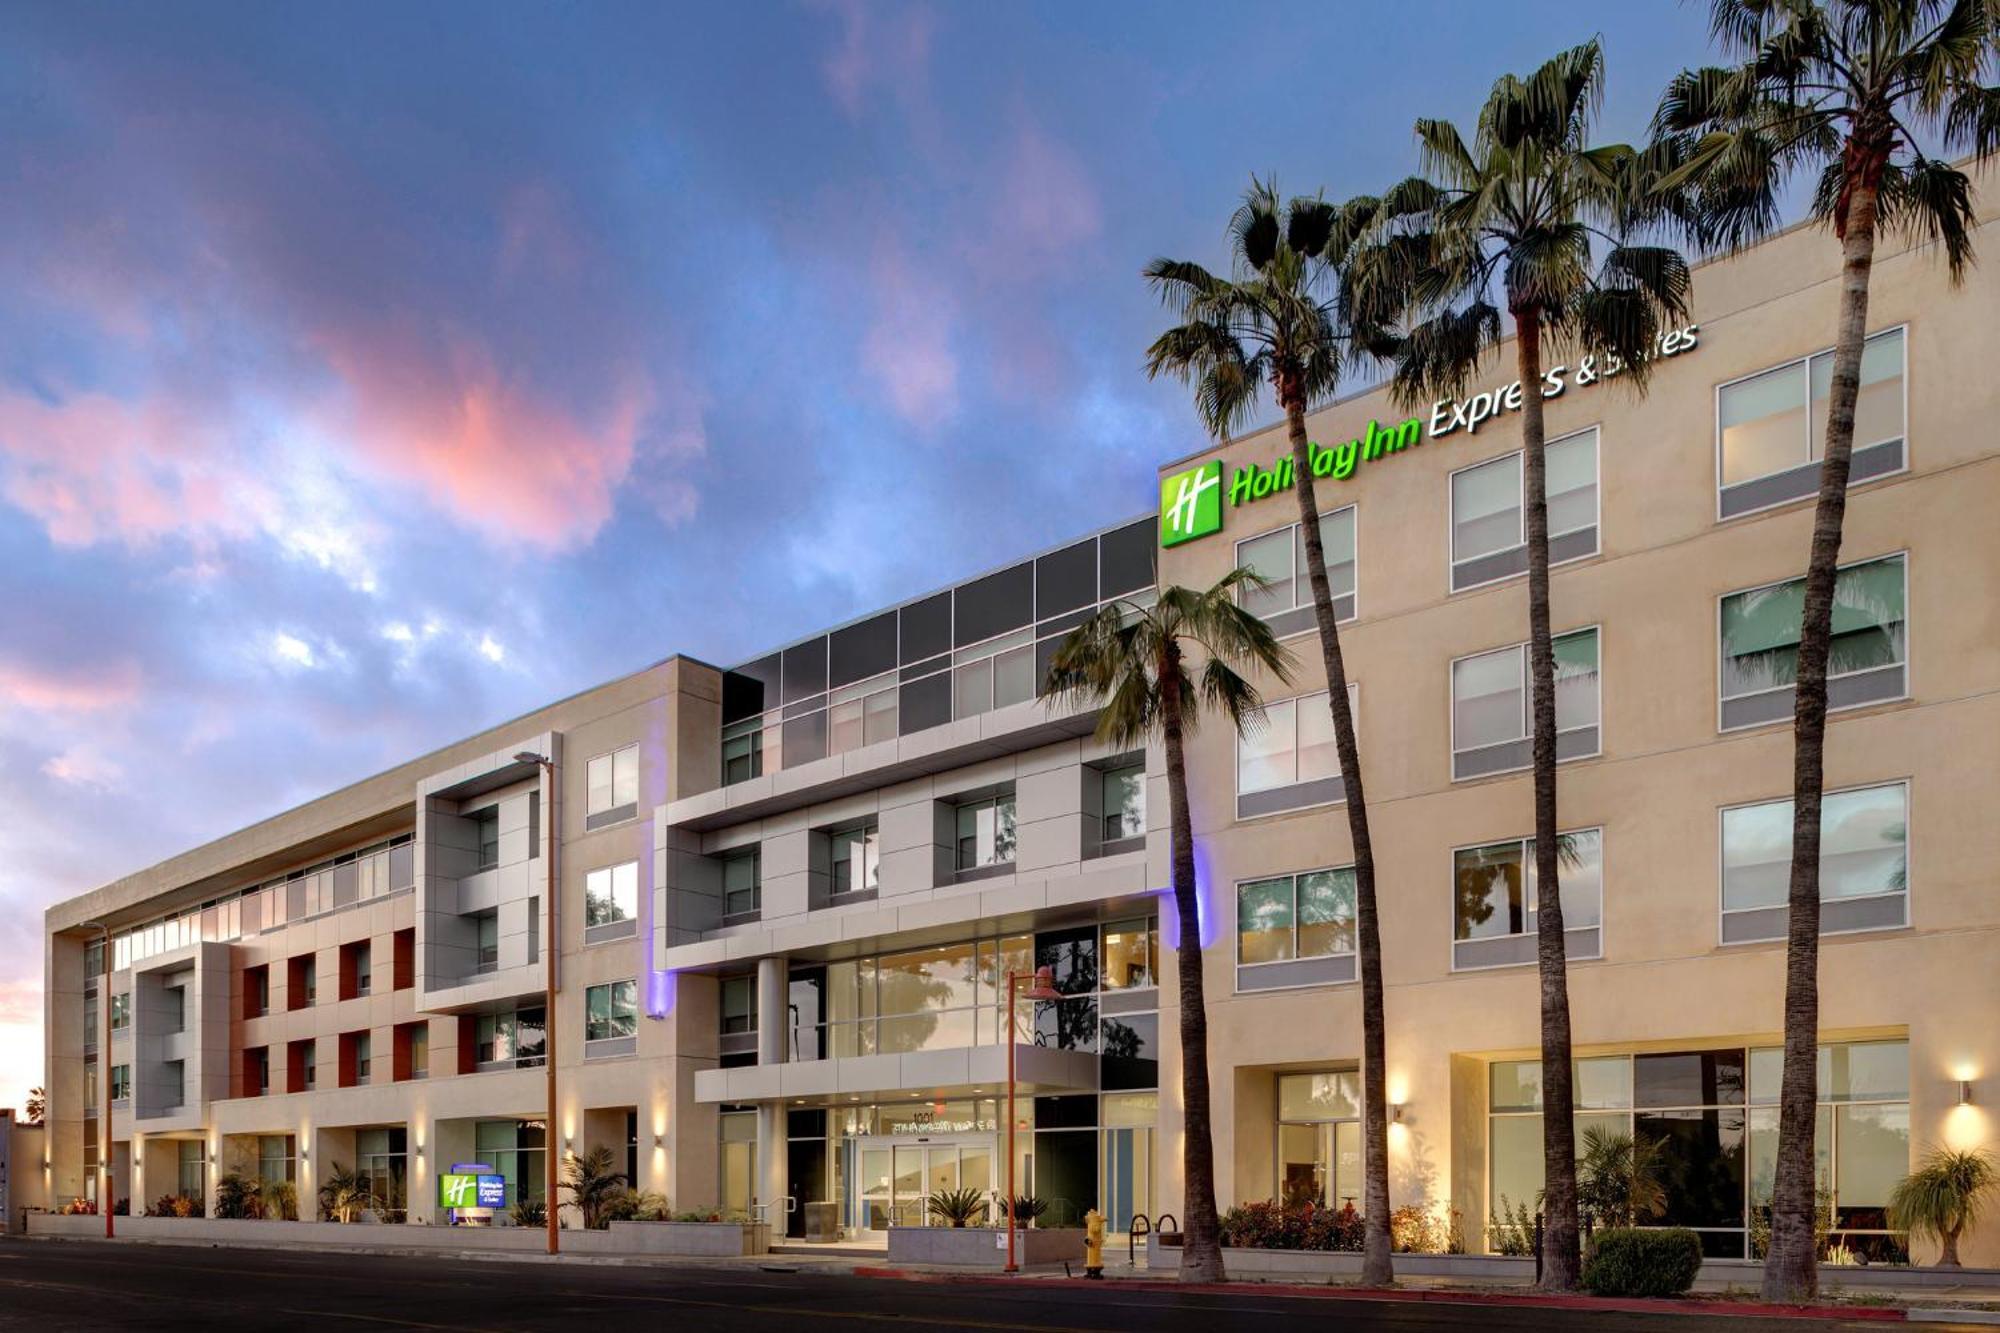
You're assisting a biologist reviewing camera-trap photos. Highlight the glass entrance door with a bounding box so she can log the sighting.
[851,1137,994,1239]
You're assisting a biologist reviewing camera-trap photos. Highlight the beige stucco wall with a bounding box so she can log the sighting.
[1152,200,2000,1261]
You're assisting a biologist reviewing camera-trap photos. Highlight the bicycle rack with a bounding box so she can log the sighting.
[1128,1213,1149,1266]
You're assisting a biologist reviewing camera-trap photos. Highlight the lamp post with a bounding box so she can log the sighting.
[1004,964,1060,1274]
[79,919,112,1238]
[512,751,560,1256]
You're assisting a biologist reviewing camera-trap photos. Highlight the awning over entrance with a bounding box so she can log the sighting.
[694,1043,1098,1105]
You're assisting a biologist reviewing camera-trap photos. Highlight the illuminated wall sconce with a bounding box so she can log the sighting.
[1961,1080,1976,1106]
[652,1135,662,1149]
[414,1144,425,1160]
[1390,1103,1406,1124]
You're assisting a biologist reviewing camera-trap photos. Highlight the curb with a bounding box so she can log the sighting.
[1906,1315,2000,1326]
[851,1267,1908,1321]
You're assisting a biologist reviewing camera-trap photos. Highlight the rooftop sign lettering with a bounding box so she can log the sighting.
[1159,325,1698,547]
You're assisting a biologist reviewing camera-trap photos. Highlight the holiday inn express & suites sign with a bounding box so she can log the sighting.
[1159,325,1699,547]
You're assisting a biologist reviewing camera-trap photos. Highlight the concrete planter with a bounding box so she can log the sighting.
[1147,1239,1529,1281]
[602,1220,771,1256]
[888,1225,1084,1268]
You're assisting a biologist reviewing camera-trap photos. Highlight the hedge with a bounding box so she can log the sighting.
[1581,1226,1704,1297]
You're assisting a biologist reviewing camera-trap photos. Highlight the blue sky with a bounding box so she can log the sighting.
[0,1,1732,1111]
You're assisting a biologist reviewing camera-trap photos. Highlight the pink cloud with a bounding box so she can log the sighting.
[860,243,959,429]
[992,124,1102,261]
[42,746,126,791]
[814,0,936,119]
[0,659,143,714]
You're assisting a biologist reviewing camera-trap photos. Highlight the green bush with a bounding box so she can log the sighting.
[1581,1227,1703,1298]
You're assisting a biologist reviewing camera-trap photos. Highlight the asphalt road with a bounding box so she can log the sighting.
[0,1237,1886,1332]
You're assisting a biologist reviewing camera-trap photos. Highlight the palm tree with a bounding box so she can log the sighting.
[1359,40,1693,1291]
[1047,569,1294,1283]
[1652,0,1996,1300]
[1575,1125,1670,1231]
[560,1145,627,1230]
[25,1086,45,1125]
[318,1162,366,1223]
[1889,1146,2000,1267]
[1144,179,1400,1287]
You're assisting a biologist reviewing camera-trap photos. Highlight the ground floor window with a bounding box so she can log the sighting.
[177,1140,205,1199]
[1487,1039,1909,1258]
[257,1135,296,1186]
[720,1109,758,1219]
[474,1119,546,1205]
[355,1127,408,1223]
[1276,1071,1362,1210]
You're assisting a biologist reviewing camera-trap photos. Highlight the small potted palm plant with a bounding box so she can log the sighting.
[1889,1147,1999,1268]
[924,1187,989,1229]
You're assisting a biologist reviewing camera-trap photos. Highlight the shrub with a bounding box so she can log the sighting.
[631,1192,672,1221]
[260,1178,298,1221]
[1390,1202,1460,1254]
[599,1188,643,1226]
[1218,1200,1365,1251]
[1005,1196,1049,1227]
[1489,1195,1537,1256]
[145,1193,204,1218]
[1581,1227,1703,1298]
[214,1172,260,1220]
[509,1197,547,1228]
[925,1187,989,1228]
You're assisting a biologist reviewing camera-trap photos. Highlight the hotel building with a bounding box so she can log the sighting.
[40,195,2000,1262]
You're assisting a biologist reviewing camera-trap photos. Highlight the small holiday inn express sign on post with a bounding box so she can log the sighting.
[1157,326,1699,548]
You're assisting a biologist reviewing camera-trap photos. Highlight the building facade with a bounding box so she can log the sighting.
[41,199,2000,1261]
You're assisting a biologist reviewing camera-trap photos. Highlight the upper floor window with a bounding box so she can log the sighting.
[474,912,499,973]
[585,980,639,1045]
[586,745,639,827]
[830,673,898,755]
[953,629,1036,720]
[110,1063,131,1101]
[956,794,1017,871]
[722,717,777,786]
[1451,627,1601,781]
[1449,427,1598,593]
[1453,827,1604,971]
[722,849,761,918]
[720,974,757,1035]
[1235,867,1357,993]
[1237,506,1357,634]
[585,862,640,928]
[353,1031,373,1085]
[473,806,500,871]
[1100,763,1146,844]
[830,823,880,897]
[1719,553,1906,731]
[1717,327,1905,519]
[1721,780,1908,944]
[1237,685,1353,820]
[476,1005,545,1067]
[109,992,131,1031]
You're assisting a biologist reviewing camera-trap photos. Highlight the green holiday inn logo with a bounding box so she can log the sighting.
[1159,461,1222,547]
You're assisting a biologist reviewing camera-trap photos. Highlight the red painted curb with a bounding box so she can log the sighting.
[848,1268,1905,1321]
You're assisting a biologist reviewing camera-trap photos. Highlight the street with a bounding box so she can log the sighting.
[0,1238,1889,1331]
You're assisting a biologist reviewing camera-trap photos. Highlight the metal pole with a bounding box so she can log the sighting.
[541,757,560,1257]
[102,925,113,1239]
[1005,969,1018,1274]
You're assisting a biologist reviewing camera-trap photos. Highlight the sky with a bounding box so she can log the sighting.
[0,0,1735,1115]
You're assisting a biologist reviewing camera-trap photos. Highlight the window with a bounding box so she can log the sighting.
[956,794,1017,871]
[953,629,1036,720]
[1277,1071,1363,1209]
[110,1063,131,1101]
[1101,918,1157,990]
[300,957,317,1006]
[257,1135,295,1188]
[476,1006,546,1068]
[475,1119,547,1205]
[1451,627,1601,780]
[1449,428,1599,592]
[585,861,640,927]
[1453,828,1603,971]
[1100,763,1146,845]
[1236,686,1352,819]
[353,941,372,997]
[298,1041,316,1092]
[399,1021,429,1081]
[247,966,269,1018]
[473,806,500,871]
[163,1058,186,1108]
[830,672,898,755]
[722,849,761,918]
[721,716,778,786]
[474,912,499,972]
[1719,553,1907,730]
[829,823,879,897]
[162,985,186,1033]
[1489,1041,1910,1260]
[354,1127,409,1223]
[251,1046,270,1096]
[178,1140,204,1199]
[1717,327,1906,518]
[1720,781,1908,943]
[585,980,639,1045]
[353,1031,373,1085]
[720,975,757,1035]
[587,745,640,824]
[1235,867,1357,992]
[109,992,131,1031]
[1237,506,1358,633]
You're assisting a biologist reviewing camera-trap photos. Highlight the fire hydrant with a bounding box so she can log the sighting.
[1083,1208,1105,1279]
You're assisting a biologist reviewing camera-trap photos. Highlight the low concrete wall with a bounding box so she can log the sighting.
[603,1221,771,1257]
[889,1226,1084,1268]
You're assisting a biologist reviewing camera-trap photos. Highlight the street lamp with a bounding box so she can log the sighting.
[513,751,561,1257]
[1004,964,1060,1274]
[79,919,112,1239]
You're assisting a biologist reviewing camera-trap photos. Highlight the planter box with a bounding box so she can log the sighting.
[603,1220,771,1257]
[1147,1239,1530,1281]
[888,1226,1084,1268]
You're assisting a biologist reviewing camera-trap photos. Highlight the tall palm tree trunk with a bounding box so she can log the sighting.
[1161,658,1225,1283]
[1763,161,1882,1305]
[1285,401,1393,1286]
[1514,312,1580,1291]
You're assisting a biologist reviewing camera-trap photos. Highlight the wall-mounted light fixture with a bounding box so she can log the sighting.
[652,1135,662,1149]
[1961,1079,1976,1106]
[1390,1103,1406,1124]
